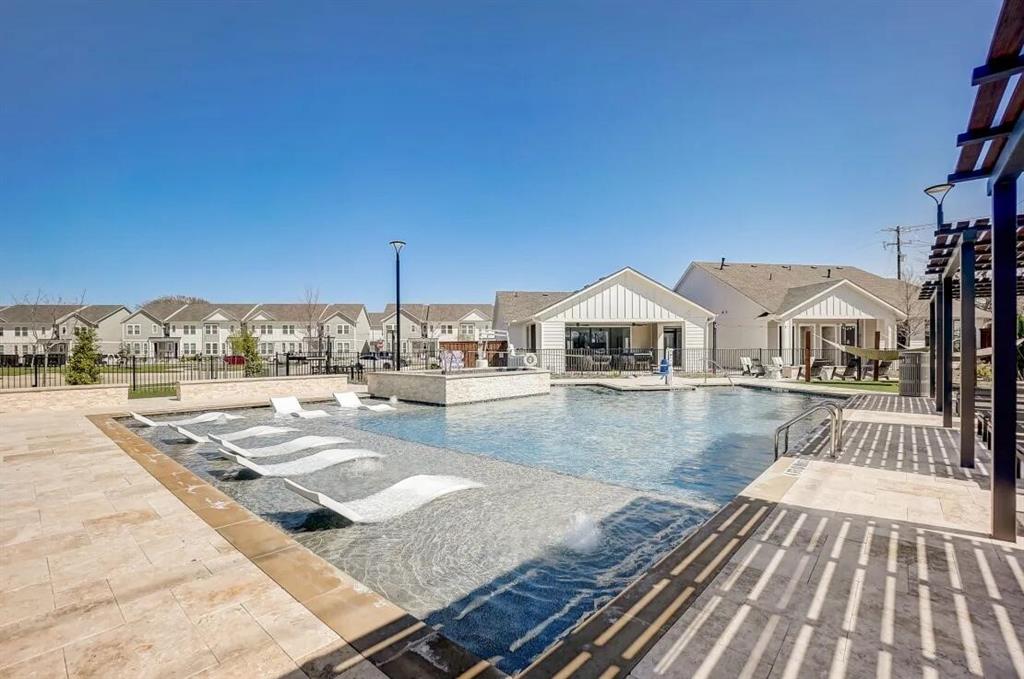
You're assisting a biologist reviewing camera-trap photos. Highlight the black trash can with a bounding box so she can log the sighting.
[899,351,923,397]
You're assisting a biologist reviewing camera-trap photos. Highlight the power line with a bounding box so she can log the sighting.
[882,225,907,280]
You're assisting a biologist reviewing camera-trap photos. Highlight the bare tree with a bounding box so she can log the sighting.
[12,289,86,374]
[301,286,325,354]
[894,269,928,348]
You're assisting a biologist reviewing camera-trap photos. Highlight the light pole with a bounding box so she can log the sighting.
[389,240,405,370]
[924,183,953,404]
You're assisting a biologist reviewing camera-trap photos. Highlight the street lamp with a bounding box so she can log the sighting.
[389,240,405,371]
[924,183,954,227]
[923,183,953,403]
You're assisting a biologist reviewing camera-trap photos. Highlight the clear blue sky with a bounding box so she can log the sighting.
[0,0,1004,309]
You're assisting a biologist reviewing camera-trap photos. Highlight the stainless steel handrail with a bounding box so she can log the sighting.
[705,359,736,386]
[774,402,843,460]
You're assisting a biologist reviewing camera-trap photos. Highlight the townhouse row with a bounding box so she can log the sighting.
[0,299,495,360]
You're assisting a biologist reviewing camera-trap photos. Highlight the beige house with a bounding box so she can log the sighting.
[0,304,130,360]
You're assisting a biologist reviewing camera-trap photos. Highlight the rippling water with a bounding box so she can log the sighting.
[133,386,837,673]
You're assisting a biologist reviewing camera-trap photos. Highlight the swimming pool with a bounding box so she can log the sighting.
[132,386,836,673]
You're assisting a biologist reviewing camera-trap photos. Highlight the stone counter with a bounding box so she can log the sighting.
[367,368,550,405]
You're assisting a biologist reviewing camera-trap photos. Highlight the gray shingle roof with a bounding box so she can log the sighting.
[255,303,331,324]
[691,262,908,314]
[493,291,572,328]
[166,303,259,322]
[0,304,84,324]
[75,305,127,323]
[425,304,493,323]
[323,304,366,324]
[382,304,428,322]
[141,300,190,322]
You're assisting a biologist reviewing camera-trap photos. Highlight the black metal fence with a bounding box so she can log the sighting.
[0,345,882,391]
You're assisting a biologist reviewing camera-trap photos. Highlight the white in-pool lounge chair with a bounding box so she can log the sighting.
[210,435,351,458]
[215,426,299,442]
[271,397,330,419]
[217,448,382,476]
[171,425,209,444]
[285,475,484,523]
[333,391,395,412]
[131,411,243,427]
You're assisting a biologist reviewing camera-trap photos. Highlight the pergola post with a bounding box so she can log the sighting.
[959,231,977,468]
[941,274,954,428]
[928,299,936,399]
[935,282,945,414]
[990,176,1018,542]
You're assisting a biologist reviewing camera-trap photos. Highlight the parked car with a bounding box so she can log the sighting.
[223,355,245,365]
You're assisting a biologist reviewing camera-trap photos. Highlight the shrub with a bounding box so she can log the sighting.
[229,328,263,377]
[977,362,993,380]
[66,327,102,385]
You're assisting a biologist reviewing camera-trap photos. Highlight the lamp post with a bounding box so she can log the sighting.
[924,184,953,407]
[389,240,406,371]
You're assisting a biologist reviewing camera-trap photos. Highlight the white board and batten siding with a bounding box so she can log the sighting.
[539,320,565,373]
[682,319,705,371]
[548,282,691,323]
[787,286,894,321]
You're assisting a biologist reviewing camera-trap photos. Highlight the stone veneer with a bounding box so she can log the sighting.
[366,369,549,405]
[0,375,349,414]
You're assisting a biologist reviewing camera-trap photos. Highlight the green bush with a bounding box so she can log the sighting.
[229,328,263,377]
[66,327,102,385]
[977,363,993,380]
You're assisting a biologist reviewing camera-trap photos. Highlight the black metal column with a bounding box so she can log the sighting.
[987,175,1019,540]
[991,176,1017,542]
[395,249,401,371]
[936,283,944,414]
[928,299,936,399]
[960,232,976,468]
[941,274,954,428]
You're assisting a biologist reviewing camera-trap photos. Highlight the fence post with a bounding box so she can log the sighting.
[33,359,39,388]
[131,355,137,392]
[209,355,214,381]
[285,353,290,377]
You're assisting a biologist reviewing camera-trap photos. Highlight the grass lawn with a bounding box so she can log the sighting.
[128,385,177,399]
[811,380,899,393]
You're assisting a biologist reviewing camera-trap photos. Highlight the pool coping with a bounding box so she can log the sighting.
[86,412,504,679]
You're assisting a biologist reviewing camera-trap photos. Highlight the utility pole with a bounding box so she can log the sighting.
[883,225,904,280]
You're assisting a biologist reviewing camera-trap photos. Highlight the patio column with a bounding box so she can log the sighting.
[928,299,936,399]
[990,176,1017,542]
[959,230,976,468]
[935,283,944,414]
[941,273,953,428]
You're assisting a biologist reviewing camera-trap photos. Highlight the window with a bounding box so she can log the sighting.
[229,324,235,333]
[183,325,196,335]
[527,324,537,351]
[126,324,141,337]
[282,325,295,335]
[153,324,159,335]
[0,327,3,336]
[341,342,350,352]
[259,324,274,335]
[337,324,350,335]
[460,323,474,337]
[61,325,67,336]
[287,342,296,352]
[14,326,28,337]
[440,324,454,335]
[385,324,394,334]
[204,324,218,335]
[205,342,220,355]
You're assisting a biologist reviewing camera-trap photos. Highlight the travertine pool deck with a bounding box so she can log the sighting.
[0,408,498,679]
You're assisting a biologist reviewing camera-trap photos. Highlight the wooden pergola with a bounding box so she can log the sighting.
[929,0,1024,541]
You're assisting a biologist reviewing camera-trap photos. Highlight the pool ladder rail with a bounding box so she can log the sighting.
[704,359,736,386]
[774,403,843,460]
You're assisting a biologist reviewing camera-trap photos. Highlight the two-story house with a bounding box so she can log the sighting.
[0,304,130,361]
[425,304,494,342]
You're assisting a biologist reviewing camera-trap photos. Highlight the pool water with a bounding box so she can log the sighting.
[133,386,836,674]
[348,386,831,504]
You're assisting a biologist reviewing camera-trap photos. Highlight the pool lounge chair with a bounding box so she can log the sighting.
[170,425,209,444]
[284,474,484,524]
[862,360,893,381]
[767,356,784,379]
[211,434,351,458]
[749,357,767,377]
[271,397,330,419]
[334,391,396,412]
[795,359,829,380]
[217,448,382,476]
[831,359,860,381]
[130,411,243,427]
[215,425,299,442]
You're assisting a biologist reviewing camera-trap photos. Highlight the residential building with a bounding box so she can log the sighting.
[494,267,715,371]
[0,304,130,359]
[123,300,188,358]
[321,304,372,355]
[379,304,430,355]
[425,304,494,342]
[674,261,921,358]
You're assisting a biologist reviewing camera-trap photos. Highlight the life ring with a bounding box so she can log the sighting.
[523,353,538,368]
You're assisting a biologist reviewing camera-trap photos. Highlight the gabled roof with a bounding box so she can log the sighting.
[75,305,128,324]
[167,303,259,323]
[141,300,190,322]
[367,312,386,327]
[773,279,907,320]
[426,304,493,323]
[381,304,428,323]
[0,304,84,324]
[685,261,911,314]
[494,292,572,327]
[534,267,715,320]
[253,303,331,324]
[322,304,366,325]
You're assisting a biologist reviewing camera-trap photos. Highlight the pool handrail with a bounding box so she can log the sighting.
[774,402,843,460]
[704,359,736,386]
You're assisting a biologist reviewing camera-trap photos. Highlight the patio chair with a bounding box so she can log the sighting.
[795,359,829,380]
[170,425,209,444]
[211,434,352,459]
[130,411,242,427]
[767,356,784,379]
[831,359,860,381]
[749,357,767,377]
[740,356,753,375]
[334,391,396,412]
[217,448,382,477]
[284,474,484,524]
[862,360,893,381]
[270,396,330,419]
